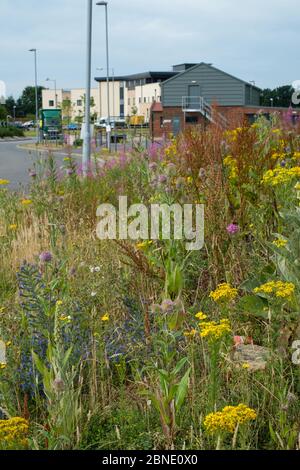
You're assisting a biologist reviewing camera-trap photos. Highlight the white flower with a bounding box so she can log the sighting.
[90,266,101,273]
[91,291,97,297]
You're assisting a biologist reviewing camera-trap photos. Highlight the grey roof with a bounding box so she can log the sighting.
[95,71,177,83]
[162,62,262,91]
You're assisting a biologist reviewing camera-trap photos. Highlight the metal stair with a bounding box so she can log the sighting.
[182,96,228,128]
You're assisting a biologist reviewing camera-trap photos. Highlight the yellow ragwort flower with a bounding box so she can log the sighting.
[199,318,231,342]
[203,404,257,434]
[272,238,288,248]
[0,417,29,449]
[136,240,153,250]
[262,167,300,186]
[183,329,198,338]
[0,179,10,185]
[254,281,295,301]
[101,314,109,322]
[21,199,33,206]
[209,283,238,303]
[195,311,207,321]
[8,224,17,231]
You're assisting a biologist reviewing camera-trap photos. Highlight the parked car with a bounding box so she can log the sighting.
[66,123,80,131]
[95,118,126,129]
[22,120,35,129]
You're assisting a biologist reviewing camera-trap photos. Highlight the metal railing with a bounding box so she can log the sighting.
[182,96,228,128]
[182,96,204,111]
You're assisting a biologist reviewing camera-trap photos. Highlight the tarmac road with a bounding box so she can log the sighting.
[0,139,81,191]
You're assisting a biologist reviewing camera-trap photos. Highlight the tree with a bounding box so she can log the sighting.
[5,96,17,117]
[61,98,73,125]
[0,105,8,120]
[17,86,44,116]
[260,85,295,108]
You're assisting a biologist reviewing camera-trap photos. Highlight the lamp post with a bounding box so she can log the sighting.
[82,0,93,176]
[96,67,104,122]
[29,48,39,143]
[270,98,274,107]
[97,66,115,121]
[46,78,57,108]
[13,105,16,122]
[96,1,111,151]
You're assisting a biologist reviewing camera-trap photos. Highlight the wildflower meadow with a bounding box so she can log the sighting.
[0,114,300,451]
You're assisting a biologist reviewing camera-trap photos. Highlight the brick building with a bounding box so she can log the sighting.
[150,63,297,138]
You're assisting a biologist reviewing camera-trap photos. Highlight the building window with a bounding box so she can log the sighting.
[120,104,124,117]
[77,99,82,107]
[139,97,141,104]
[128,98,131,106]
[144,97,146,103]
[160,116,163,128]
[49,100,54,107]
[152,96,155,102]
[185,115,198,124]
[120,87,124,100]
[133,98,136,106]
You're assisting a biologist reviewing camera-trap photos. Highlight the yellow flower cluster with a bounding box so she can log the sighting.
[195,311,207,320]
[292,151,300,161]
[224,127,244,142]
[199,319,231,342]
[271,152,286,161]
[272,238,288,248]
[101,313,109,322]
[183,328,198,337]
[164,139,177,159]
[262,167,300,186]
[136,240,153,250]
[0,417,29,449]
[254,281,295,300]
[204,404,257,434]
[21,199,33,206]
[209,283,238,303]
[0,179,10,185]
[223,156,238,180]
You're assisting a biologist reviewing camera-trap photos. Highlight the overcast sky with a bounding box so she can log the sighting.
[1,0,299,98]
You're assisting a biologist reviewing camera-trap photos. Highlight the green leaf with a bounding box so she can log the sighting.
[238,295,268,318]
[175,367,191,412]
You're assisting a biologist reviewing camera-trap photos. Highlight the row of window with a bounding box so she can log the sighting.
[49,99,83,107]
[128,96,160,106]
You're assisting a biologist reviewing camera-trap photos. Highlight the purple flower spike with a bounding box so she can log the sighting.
[39,251,53,263]
[226,223,239,235]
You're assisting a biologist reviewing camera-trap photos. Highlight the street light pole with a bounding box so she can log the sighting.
[13,106,16,122]
[112,67,115,120]
[29,48,39,143]
[96,1,111,152]
[46,78,57,108]
[82,0,93,176]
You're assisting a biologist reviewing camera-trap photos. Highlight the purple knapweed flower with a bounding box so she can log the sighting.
[158,174,168,184]
[149,162,158,171]
[226,223,239,235]
[39,251,53,263]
